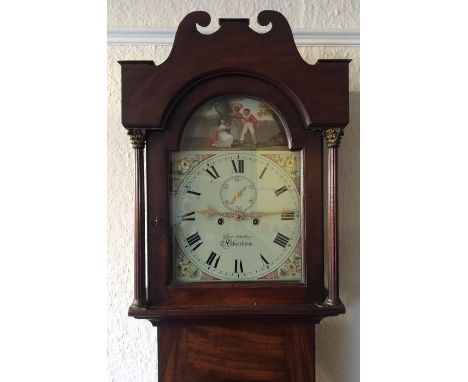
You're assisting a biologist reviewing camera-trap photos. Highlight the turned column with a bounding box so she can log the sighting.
[128,128,147,309]
[322,128,344,306]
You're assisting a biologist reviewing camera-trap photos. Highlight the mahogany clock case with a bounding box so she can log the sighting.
[119,10,350,382]
[120,10,349,323]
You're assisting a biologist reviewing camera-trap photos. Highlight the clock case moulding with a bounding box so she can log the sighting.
[119,11,349,325]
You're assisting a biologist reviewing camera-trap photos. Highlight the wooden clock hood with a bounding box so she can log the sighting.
[120,11,350,323]
[119,10,350,131]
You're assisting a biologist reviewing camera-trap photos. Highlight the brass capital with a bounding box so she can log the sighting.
[322,128,344,148]
[128,129,147,149]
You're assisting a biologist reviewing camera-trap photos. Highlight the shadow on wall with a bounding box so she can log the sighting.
[316,92,360,382]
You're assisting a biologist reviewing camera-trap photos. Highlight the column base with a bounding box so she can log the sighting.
[130,299,147,309]
[323,296,343,306]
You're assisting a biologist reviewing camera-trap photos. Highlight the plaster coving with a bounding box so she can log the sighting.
[107,27,360,46]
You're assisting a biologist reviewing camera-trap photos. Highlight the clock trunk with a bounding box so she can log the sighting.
[158,323,316,382]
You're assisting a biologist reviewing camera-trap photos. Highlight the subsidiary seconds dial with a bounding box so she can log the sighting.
[220,175,257,212]
[173,152,301,280]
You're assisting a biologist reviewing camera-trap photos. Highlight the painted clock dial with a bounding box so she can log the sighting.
[170,95,303,282]
[172,151,301,281]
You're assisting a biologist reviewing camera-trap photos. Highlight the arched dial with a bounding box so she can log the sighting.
[173,152,301,280]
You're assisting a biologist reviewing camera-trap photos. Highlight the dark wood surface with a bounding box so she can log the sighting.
[158,323,316,382]
[129,303,344,324]
[328,146,339,302]
[133,145,145,307]
[119,11,350,131]
[128,129,147,308]
[323,129,344,305]
[120,10,350,381]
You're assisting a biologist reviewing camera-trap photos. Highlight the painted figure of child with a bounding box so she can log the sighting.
[239,108,259,145]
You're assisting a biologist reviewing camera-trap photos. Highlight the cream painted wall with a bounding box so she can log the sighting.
[108,2,359,381]
[108,0,359,28]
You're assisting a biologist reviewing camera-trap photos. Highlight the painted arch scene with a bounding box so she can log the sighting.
[180,96,289,151]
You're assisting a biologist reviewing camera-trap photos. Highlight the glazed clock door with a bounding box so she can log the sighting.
[170,95,303,283]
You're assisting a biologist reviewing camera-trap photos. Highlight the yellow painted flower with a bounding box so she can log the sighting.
[285,157,296,173]
[177,159,192,174]
[281,259,298,277]
[178,260,197,278]
[276,155,286,167]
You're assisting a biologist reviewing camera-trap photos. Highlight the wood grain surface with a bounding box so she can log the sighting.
[158,323,315,382]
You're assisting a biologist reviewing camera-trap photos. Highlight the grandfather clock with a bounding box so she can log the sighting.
[120,11,349,381]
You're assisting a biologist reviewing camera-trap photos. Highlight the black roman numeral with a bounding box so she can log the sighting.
[274,186,288,196]
[181,211,195,221]
[187,190,201,197]
[232,159,244,173]
[260,254,269,268]
[234,259,244,273]
[206,251,221,268]
[205,166,220,179]
[259,166,268,179]
[281,211,295,220]
[186,232,203,251]
[273,233,290,248]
